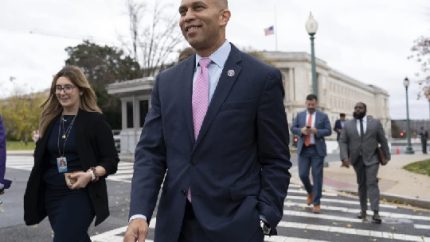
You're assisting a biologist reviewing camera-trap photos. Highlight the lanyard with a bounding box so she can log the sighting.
[57,114,78,157]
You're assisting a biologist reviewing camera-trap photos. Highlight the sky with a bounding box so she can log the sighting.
[1,0,430,120]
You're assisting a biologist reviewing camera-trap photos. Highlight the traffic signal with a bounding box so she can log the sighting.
[400,131,405,138]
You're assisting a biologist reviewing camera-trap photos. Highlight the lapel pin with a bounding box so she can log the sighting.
[227,69,235,77]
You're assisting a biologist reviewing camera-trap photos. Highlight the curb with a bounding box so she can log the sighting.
[335,189,430,210]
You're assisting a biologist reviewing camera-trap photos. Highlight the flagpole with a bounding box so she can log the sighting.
[274,4,278,51]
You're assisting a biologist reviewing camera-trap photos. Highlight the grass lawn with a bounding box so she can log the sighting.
[6,141,36,151]
[403,159,430,176]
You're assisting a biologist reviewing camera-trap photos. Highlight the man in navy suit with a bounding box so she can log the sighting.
[333,113,346,141]
[291,94,331,213]
[123,0,291,241]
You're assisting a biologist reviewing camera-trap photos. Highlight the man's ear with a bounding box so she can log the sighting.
[219,9,231,26]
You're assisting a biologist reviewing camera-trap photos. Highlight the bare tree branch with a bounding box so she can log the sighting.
[124,0,183,77]
[409,35,430,100]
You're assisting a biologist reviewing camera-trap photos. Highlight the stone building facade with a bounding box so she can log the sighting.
[107,51,390,157]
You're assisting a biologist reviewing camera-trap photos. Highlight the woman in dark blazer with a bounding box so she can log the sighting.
[24,65,119,242]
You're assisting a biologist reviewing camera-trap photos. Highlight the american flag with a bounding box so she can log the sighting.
[264,25,274,36]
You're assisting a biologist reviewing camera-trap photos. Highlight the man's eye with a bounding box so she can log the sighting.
[179,8,186,16]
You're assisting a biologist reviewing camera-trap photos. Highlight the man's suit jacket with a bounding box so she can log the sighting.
[291,111,331,157]
[24,110,119,226]
[339,116,390,166]
[333,119,343,141]
[129,44,291,242]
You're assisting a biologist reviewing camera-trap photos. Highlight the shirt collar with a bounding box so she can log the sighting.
[195,40,231,69]
[356,115,367,122]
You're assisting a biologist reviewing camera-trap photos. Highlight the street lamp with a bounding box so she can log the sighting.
[403,77,414,154]
[306,12,327,167]
[306,12,318,95]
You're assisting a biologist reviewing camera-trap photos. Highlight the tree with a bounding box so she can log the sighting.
[65,40,142,129]
[0,91,47,143]
[409,36,430,100]
[122,0,183,76]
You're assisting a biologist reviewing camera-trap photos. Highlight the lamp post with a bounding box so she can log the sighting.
[306,13,328,167]
[306,12,318,95]
[403,77,414,154]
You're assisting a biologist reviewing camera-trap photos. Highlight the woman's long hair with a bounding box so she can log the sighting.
[39,65,102,137]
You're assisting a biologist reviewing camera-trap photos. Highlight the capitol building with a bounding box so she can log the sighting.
[107,51,390,156]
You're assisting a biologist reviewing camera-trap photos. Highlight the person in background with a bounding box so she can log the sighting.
[178,47,196,62]
[419,126,428,154]
[0,115,12,194]
[24,65,119,242]
[291,94,331,214]
[123,0,291,241]
[333,113,346,142]
[339,102,390,224]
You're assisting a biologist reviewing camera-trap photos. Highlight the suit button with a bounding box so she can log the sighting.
[181,189,187,195]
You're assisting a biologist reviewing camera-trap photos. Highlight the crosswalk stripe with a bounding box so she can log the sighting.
[286,195,397,208]
[287,189,338,197]
[112,170,134,175]
[265,236,329,242]
[285,201,430,221]
[108,177,131,183]
[284,210,361,223]
[90,216,429,242]
[90,226,128,241]
[414,224,430,230]
[90,219,329,242]
[278,221,430,241]
[108,174,133,180]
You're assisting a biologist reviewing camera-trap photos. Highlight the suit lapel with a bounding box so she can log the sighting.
[364,117,375,139]
[301,112,307,127]
[192,45,242,151]
[180,57,197,144]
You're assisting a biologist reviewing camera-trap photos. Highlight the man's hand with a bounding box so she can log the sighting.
[340,159,350,168]
[123,218,149,242]
[310,127,318,135]
[301,127,310,135]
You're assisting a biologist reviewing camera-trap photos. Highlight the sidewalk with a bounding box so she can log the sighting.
[291,154,430,209]
[6,150,33,155]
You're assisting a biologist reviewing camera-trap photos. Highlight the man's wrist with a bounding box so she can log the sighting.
[129,214,147,224]
[260,219,271,235]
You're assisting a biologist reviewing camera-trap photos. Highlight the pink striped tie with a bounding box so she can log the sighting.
[188,58,210,202]
[192,57,211,140]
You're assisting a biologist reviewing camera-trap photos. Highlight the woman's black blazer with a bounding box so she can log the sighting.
[24,110,119,226]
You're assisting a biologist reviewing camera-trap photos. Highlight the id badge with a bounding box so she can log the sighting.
[57,156,68,173]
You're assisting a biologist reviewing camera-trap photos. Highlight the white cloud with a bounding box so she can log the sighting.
[1,0,429,120]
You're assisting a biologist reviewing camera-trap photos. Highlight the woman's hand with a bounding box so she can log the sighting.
[67,171,92,189]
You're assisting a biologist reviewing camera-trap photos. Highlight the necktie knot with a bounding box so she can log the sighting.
[199,58,211,69]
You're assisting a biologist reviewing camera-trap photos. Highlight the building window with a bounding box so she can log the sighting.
[126,101,133,128]
[139,100,148,127]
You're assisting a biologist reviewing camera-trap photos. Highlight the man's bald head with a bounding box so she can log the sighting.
[217,0,228,8]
